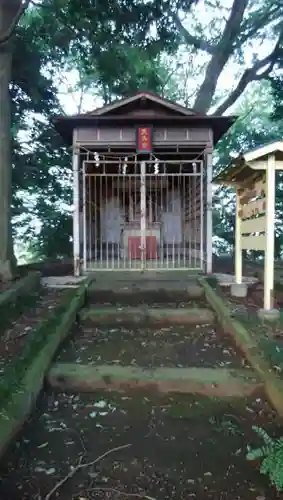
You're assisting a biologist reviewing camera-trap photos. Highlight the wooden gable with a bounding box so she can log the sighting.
[85,92,197,118]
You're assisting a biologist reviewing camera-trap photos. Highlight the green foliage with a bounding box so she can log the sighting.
[27,209,73,261]
[0,288,39,333]
[10,13,73,262]
[205,275,218,289]
[270,53,283,122]
[247,425,283,491]
[209,415,242,436]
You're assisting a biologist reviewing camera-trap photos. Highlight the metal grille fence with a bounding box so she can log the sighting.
[81,159,204,271]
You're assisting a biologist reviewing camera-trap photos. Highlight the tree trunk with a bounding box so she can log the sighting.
[0,40,16,281]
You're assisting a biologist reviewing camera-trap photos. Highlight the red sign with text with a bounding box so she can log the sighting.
[136,126,152,153]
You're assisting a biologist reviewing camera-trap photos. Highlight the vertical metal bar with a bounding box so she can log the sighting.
[94,175,97,266]
[72,147,80,276]
[100,174,103,270]
[193,174,196,270]
[166,175,169,269]
[206,149,213,274]
[129,174,132,269]
[172,175,175,269]
[123,173,126,269]
[195,174,198,270]
[106,172,109,270]
[82,161,87,272]
[154,171,158,269]
[88,174,92,266]
[183,174,186,269]
[178,172,181,269]
[162,175,164,268]
[140,161,146,271]
[188,175,192,268]
[149,170,151,269]
[117,172,120,270]
[200,160,204,270]
[111,174,114,270]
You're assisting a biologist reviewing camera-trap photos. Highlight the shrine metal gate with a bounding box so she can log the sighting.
[81,159,204,271]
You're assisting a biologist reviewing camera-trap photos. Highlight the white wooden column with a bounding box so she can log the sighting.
[235,188,242,284]
[206,149,213,274]
[264,155,276,310]
[140,161,146,270]
[73,147,80,276]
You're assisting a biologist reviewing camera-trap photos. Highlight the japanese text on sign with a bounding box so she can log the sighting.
[136,127,152,153]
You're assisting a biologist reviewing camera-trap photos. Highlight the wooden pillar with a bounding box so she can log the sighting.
[82,160,87,272]
[73,146,80,277]
[206,148,213,273]
[264,154,276,310]
[235,188,242,284]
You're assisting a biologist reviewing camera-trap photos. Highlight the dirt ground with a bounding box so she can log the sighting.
[221,282,283,312]
[0,389,282,500]
[86,290,208,308]
[0,288,67,373]
[220,283,283,341]
[58,322,249,369]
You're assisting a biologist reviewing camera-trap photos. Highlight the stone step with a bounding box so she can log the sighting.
[47,363,261,398]
[89,279,202,292]
[80,306,215,326]
[87,286,204,305]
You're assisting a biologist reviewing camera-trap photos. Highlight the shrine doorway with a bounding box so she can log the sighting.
[81,155,204,271]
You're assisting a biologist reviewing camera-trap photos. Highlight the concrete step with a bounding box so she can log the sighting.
[47,363,261,398]
[80,306,215,326]
[87,285,204,305]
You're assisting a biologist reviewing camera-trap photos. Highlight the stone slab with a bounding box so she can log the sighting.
[257,308,280,322]
[41,276,87,289]
[47,363,261,398]
[80,306,215,325]
[230,282,248,298]
[213,273,258,287]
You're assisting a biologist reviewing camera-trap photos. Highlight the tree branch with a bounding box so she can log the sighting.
[172,12,215,54]
[0,0,32,46]
[213,34,283,116]
[234,4,280,50]
[192,0,249,113]
[45,443,131,500]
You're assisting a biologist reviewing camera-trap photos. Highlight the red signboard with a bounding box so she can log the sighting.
[136,126,152,153]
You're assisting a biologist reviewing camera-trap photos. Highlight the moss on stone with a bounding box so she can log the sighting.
[200,277,283,418]
[0,280,90,458]
[0,272,41,333]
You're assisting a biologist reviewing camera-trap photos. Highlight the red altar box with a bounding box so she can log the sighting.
[128,236,158,260]
[128,236,141,260]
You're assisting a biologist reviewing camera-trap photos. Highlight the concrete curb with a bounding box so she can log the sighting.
[199,277,283,417]
[0,279,90,460]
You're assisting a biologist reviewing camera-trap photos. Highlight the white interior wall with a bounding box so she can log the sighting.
[99,190,182,244]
